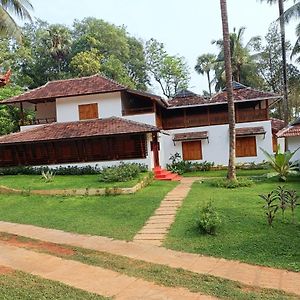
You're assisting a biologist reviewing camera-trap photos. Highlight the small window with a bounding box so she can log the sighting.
[182,141,202,160]
[78,103,99,120]
[236,136,257,157]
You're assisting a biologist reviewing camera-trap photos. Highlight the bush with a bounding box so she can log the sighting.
[0,163,148,176]
[98,163,141,182]
[197,202,221,235]
[209,177,253,189]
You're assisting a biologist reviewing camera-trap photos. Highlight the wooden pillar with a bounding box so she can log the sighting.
[151,132,160,168]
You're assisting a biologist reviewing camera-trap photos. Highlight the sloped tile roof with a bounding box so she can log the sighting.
[173,131,208,141]
[236,126,266,137]
[0,117,159,145]
[271,118,285,133]
[2,75,126,103]
[168,85,280,108]
[277,123,300,138]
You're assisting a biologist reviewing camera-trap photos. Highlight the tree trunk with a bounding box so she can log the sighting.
[207,71,212,96]
[278,0,289,125]
[220,0,236,180]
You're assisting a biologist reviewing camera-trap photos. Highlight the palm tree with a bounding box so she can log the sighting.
[0,0,33,41]
[260,0,289,124]
[220,0,236,181]
[195,54,216,96]
[212,27,261,88]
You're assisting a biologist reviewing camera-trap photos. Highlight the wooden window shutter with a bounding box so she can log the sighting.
[272,135,278,153]
[236,136,257,157]
[78,103,99,120]
[182,141,202,160]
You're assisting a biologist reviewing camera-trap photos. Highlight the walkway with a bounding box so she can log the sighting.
[134,177,197,246]
[0,243,215,300]
[0,221,299,296]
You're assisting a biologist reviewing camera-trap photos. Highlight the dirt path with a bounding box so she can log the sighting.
[134,177,197,246]
[0,242,216,300]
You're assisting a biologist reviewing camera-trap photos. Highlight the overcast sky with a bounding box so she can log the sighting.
[29,0,298,94]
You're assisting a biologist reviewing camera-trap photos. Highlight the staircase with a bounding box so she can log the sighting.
[153,166,181,181]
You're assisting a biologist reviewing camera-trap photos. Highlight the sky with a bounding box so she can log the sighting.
[28,0,298,95]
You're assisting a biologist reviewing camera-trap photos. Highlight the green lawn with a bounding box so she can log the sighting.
[0,270,107,299]
[164,176,300,272]
[183,169,270,178]
[0,181,177,240]
[0,173,148,190]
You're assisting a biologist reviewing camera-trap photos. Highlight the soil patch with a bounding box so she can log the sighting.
[0,266,14,275]
[0,233,74,256]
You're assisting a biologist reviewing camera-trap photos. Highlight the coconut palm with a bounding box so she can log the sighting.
[260,0,289,124]
[220,0,236,180]
[0,0,33,41]
[195,54,216,96]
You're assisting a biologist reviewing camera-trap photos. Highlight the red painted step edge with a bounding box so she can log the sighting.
[153,167,181,181]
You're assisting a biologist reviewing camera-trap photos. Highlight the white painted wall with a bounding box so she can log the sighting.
[159,120,273,167]
[56,92,122,122]
[124,113,156,126]
[287,137,300,162]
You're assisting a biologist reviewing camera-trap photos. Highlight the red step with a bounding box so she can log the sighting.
[153,167,181,181]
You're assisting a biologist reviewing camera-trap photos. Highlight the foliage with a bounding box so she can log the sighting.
[98,163,144,182]
[209,177,253,189]
[166,153,214,175]
[41,170,55,183]
[260,145,300,181]
[0,0,33,41]
[0,163,148,176]
[259,186,299,226]
[259,191,279,226]
[145,38,190,97]
[197,201,221,235]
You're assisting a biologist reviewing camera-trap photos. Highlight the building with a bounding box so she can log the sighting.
[0,75,282,169]
[277,117,300,162]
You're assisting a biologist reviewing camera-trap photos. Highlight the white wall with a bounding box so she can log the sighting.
[287,137,300,162]
[159,120,273,167]
[124,113,156,126]
[56,92,122,122]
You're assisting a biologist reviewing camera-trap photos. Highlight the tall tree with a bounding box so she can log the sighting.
[195,53,216,96]
[260,0,289,124]
[220,0,236,180]
[145,38,190,98]
[0,0,33,41]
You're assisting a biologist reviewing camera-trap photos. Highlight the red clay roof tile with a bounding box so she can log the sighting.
[0,117,159,145]
[277,124,300,137]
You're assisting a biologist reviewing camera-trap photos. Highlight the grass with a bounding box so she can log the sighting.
[0,173,149,190]
[0,180,177,240]
[183,169,270,177]
[164,176,300,272]
[0,232,297,300]
[0,270,107,299]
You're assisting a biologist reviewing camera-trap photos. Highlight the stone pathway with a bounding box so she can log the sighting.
[0,243,215,300]
[134,177,197,246]
[0,221,299,296]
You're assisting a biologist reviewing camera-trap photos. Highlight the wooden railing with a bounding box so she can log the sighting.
[236,109,267,123]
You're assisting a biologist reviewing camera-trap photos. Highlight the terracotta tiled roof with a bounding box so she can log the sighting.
[271,118,285,133]
[173,131,208,141]
[0,117,159,145]
[236,127,266,137]
[168,86,280,108]
[2,75,126,103]
[277,123,300,138]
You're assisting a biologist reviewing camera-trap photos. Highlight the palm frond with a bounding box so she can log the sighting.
[0,5,22,41]
[0,0,33,21]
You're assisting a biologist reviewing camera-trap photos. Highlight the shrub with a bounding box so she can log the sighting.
[197,202,221,235]
[0,163,148,176]
[98,163,141,182]
[41,170,55,183]
[209,177,253,189]
[259,191,279,226]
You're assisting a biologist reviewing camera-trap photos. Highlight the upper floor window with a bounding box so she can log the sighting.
[78,103,99,120]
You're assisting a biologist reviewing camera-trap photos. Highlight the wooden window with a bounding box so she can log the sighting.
[182,141,202,160]
[236,136,257,157]
[272,135,278,153]
[78,103,99,120]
